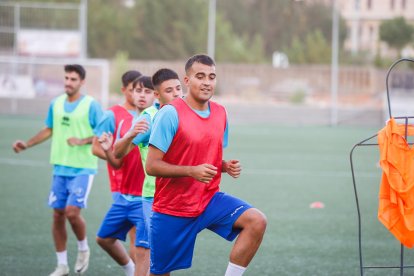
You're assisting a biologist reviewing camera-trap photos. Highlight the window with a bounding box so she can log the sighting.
[402,0,406,9]
[390,0,395,10]
[367,0,372,10]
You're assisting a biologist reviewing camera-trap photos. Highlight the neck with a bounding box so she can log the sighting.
[123,102,136,111]
[184,97,208,111]
[66,92,81,102]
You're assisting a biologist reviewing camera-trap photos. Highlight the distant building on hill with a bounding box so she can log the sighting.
[308,0,414,58]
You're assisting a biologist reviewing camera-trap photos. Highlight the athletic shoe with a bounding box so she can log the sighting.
[74,249,90,275]
[49,264,69,276]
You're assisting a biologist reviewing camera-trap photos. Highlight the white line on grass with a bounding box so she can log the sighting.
[242,169,378,178]
[0,158,378,178]
[0,158,49,167]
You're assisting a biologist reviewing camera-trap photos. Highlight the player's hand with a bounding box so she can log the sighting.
[67,137,83,146]
[126,119,149,138]
[12,140,27,153]
[190,164,218,183]
[224,159,241,178]
[98,132,113,152]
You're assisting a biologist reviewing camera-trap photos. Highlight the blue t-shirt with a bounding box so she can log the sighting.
[94,107,137,137]
[45,95,104,176]
[149,104,228,154]
[130,103,160,146]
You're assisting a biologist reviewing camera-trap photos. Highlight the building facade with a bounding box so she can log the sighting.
[340,0,414,57]
[305,0,414,57]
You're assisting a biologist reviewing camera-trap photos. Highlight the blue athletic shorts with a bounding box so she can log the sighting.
[97,195,149,248]
[48,175,94,209]
[142,197,154,244]
[112,191,121,202]
[150,192,252,275]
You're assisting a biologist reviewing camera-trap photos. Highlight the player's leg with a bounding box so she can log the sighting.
[229,208,267,267]
[96,237,131,264]
[139,198,153,276]
[134,246,149,276]
[96,196,136,276]
[96,237,135,276]
[48,176,70,276]
[128,200,149,276]
[201,192,267,275]
[52,209,67,253]
[66,174,94,274]
[128,227,137,263]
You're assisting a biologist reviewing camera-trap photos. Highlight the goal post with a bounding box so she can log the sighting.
[0,56,109,115]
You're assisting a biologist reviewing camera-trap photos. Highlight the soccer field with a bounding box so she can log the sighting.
[0,115,411,276]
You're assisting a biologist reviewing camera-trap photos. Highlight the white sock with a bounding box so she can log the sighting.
[77,238,89,251]
[122,259,135,276]
[225,262,246,276]
[56,250,68,266]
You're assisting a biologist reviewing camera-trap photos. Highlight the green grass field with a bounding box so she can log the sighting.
[0,114,411,276]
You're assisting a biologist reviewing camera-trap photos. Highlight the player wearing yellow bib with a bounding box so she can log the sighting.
[12,64,103,276]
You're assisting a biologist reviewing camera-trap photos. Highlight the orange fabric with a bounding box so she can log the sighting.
[378,118,414,248]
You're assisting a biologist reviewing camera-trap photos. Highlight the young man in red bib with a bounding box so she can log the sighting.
[93,72,154,276]
[145,54,267,276]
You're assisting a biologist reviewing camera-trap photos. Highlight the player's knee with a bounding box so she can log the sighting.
[65,210,79,223]
[96,236,108,248]
[96,236,103,246]
[53,209,65,222]
[247,209,267,237]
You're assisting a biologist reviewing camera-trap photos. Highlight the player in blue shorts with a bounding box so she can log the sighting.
[145,55,267,276]
[95,75,155,276]
[12,64,103,276]
[113,69,183,249]
[92,70,143,264]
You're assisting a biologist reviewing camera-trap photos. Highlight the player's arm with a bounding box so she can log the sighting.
[12,127,52,153]
[92,136,107,159]
[220,114,241,177]
[98,132,122,168]
[222,159,241,178]
[92,109,115,160]
[67,136,94,146]
[113,118,149,159]
[146,146,218,184]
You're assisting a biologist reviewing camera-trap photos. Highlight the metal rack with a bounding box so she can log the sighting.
[350,58,414,276]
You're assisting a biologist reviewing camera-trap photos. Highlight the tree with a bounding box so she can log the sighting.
[284,29,331,64]
[379,16,414,57]
[218,0,346,63]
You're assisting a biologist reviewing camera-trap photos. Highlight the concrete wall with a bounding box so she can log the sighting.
[1,61,409,127]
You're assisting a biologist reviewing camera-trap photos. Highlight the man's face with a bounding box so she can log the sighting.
[184,62,216,103]
[64,71,84,97]
[155,79,182,105]
[122,82,136,107]
[134,83,155,111]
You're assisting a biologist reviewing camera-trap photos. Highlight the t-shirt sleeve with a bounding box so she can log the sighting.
[149,105,178,153]
[131,113,152,145]
[223,118,229,148]
[44,100,55,128]
[89,100,104,130]
[94,110,115,137]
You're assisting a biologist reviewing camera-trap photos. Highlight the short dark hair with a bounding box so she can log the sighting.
[185,54,215,74]
[64,64,86,80]
[121,70,142,87]
[132,75,154,90]
[151,68,179,89]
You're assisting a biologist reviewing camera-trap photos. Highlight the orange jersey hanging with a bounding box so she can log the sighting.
[378,118,414,248]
